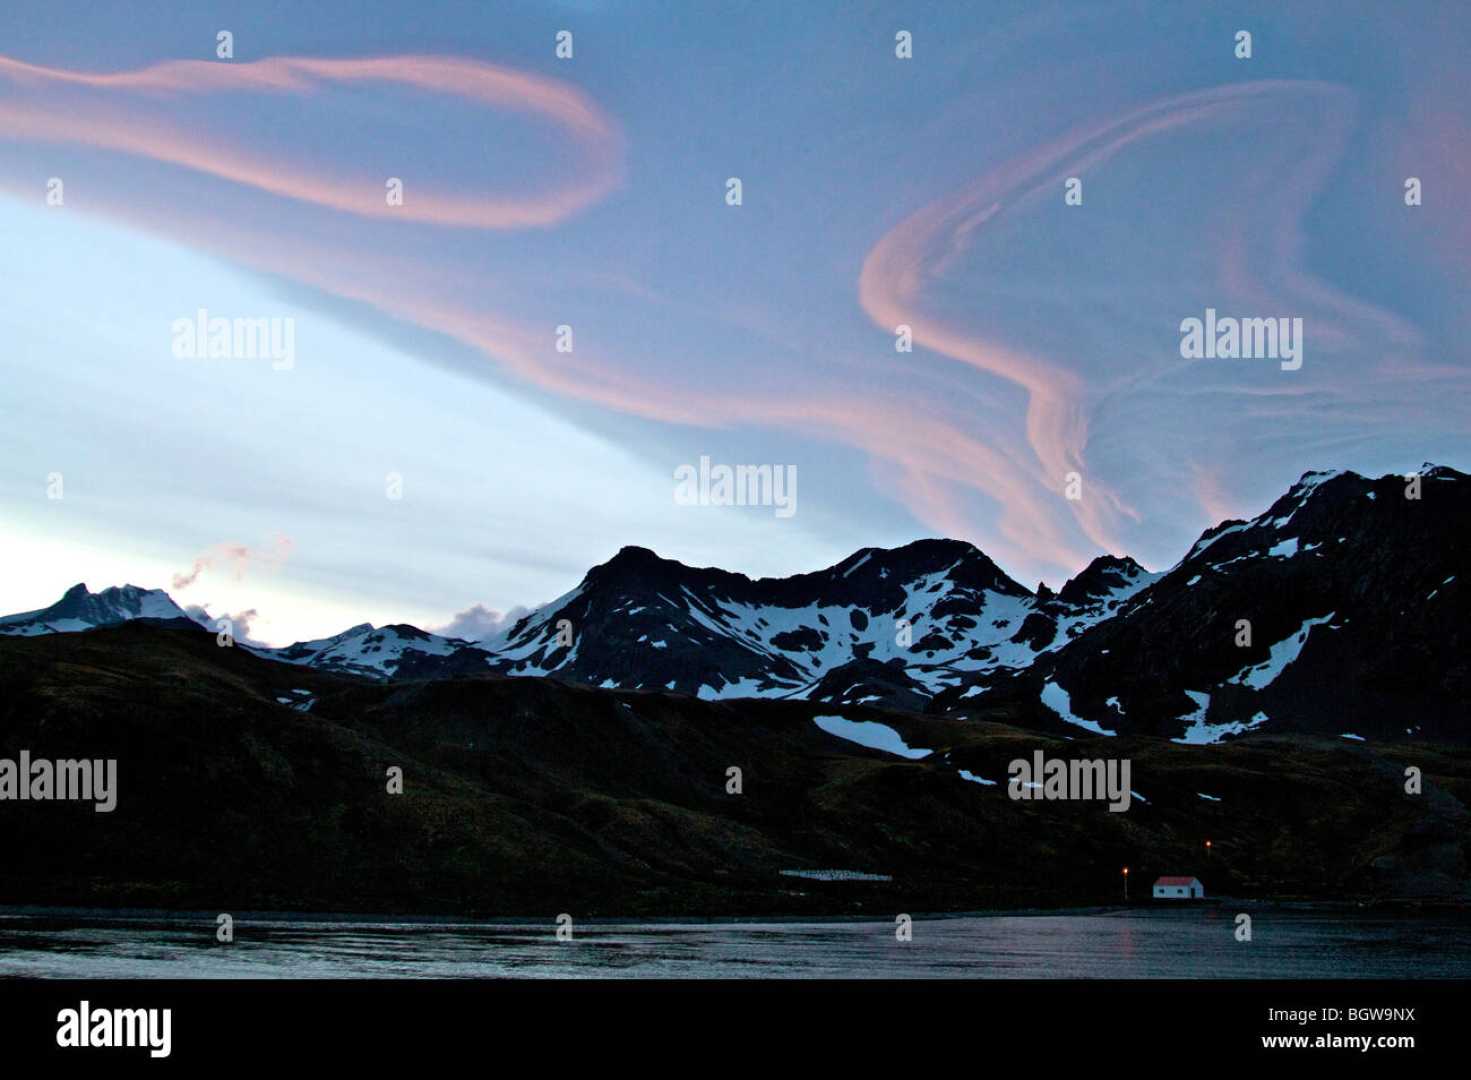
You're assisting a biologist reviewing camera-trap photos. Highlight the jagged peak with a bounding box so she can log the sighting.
[1291,467,1349,488]
[1416,461,1464,480]
[99,583,165,599]
[1085,553,1143,573]
[1272,467,1361,508]
[1057,554,1148,605]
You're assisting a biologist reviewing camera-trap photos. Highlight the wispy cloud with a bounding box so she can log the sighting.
[184,604,268,648]
[2,5,1466,601]
[0,54,623,227]
[173,537,292,591]
[431,603,533,643]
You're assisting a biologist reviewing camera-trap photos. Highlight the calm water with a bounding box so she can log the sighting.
[2,907,1468,979]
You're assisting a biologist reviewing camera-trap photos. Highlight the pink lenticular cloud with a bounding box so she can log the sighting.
[855,89,1273,557]
[0,54,623,227]
[857,80,1436,566]
[3,48,1454,584]
[0,142,1093,574]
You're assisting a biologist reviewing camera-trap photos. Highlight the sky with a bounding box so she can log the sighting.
[1,0,1468,645]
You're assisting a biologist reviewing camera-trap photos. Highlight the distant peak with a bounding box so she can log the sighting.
[591,545,678,579]
[62,582,90,599]
[1288,468,1351,495]
[895,538,982,558]
[594,543,701,575]
[611,544,663,562]
[103,583,151,597]
[1057,553,1148,605]
[1085,554,1143,573]
[380,623,433,639]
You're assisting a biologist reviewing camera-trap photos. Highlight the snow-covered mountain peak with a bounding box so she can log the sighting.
[0,582,190,636]
[1057,555,1153,606]
[3,465,1463,739]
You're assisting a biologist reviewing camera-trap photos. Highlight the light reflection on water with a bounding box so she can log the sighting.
[1,908,1468,979]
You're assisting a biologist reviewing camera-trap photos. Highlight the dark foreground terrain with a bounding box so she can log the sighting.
[1,623,1467,916]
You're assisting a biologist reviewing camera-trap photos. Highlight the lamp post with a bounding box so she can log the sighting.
[1122,866,1129,902]
[1205,839,1213,859]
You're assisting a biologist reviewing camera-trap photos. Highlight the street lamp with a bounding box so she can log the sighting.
[1122,866,1129,902]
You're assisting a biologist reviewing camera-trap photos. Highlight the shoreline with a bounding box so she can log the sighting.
[4,897,1466,929]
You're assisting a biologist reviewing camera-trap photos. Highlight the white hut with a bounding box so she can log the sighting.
[1152,875,1205,899]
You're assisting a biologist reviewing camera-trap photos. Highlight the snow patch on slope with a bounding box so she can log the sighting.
[812,715,931,759]
[1039,681,1111,735]
[1227,613,1335,690]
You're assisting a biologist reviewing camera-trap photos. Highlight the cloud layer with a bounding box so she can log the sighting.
[2,2,1467,609]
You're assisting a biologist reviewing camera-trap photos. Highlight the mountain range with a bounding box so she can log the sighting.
[3,608,1467,914]
[2,463,1468,914]
[3,464,1466,745]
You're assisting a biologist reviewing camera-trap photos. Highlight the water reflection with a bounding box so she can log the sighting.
[1,908,1468,980]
